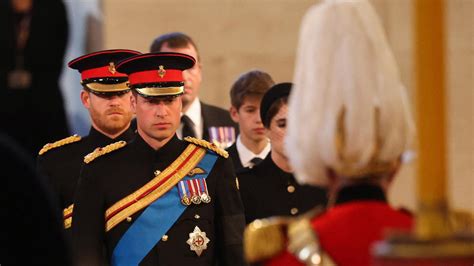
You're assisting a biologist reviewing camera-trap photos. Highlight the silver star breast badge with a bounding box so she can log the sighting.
[186,226,210,256]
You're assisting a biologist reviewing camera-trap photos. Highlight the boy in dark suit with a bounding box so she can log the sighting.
[226,69,274,172]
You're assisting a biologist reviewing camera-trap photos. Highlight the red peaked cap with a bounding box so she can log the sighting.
[116,52,195,97]
[68,49,141,83]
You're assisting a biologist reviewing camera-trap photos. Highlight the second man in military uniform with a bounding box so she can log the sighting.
[36,49,140,236]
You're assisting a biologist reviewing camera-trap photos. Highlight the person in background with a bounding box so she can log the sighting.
[36,49,139,238]
[238,82,327,224]
[0,0,69,160]
[1,132,71,266]
[72,52,246,266]
[244,1,415,265]
[150,32,238,148]
[226,69,274,172]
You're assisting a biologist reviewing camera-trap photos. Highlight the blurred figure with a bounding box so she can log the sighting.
[244,1,415,265]
[0,132,71,266]
[150,32,238,147]
[60,0,104,136]
[239,83,327,225]
[227,69,275,172]
[36,49,139,240]
[0,0,69,159]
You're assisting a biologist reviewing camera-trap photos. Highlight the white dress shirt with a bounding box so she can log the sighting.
[178,97,203,139]
[236,135,271,168]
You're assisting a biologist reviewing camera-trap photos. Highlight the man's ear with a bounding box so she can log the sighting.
[80,90,90,109]
[130,93,137,113]
[229,106,240,123]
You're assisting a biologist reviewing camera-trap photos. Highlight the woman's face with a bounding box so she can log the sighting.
[266,103,288,160]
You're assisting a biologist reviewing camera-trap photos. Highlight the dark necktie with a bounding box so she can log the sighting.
[249,157,263,168]
[181,115,197,138]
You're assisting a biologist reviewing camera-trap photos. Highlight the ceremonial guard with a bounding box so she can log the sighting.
[36,49,139,234]
[244,1,415,265]
[72,52,246,266]
[238,83,327,224]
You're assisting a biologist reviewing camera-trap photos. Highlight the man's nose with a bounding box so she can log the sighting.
[155,103,168,117]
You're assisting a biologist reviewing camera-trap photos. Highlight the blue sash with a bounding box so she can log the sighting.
[111,152,218,266]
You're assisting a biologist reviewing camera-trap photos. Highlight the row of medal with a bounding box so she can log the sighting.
[208,126,235,149]
[178,178,211,206]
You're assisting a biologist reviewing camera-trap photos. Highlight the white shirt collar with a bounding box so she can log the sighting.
[179,97,203,139]
[236,135,271,168]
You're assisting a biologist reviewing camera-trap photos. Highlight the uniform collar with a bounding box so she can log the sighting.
[87,126,135,143]
[134,133,183,160]
[334,183,387,206]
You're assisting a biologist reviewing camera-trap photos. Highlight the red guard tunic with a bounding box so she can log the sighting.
[265,184,413,266]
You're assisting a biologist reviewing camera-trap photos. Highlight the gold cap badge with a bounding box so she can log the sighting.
[108,62,116,74]
[158,65,166,78]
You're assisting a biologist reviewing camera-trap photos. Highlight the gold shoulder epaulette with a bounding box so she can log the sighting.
[83,140,127,164]
[183,136,229,158]
[38,134,82,155]
[244,217,290,263]
[287,210,335,266]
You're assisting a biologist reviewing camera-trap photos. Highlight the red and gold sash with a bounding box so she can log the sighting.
[105,143,206,232]
[63,204,73,229]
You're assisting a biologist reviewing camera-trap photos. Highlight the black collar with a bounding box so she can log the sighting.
[133,134,183,160]
[87,126,135,143]
[334,183,387,205]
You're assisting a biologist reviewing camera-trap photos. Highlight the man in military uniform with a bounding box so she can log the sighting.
[72,52,246,266]
[244,1,415,265]
[36,49,140,235]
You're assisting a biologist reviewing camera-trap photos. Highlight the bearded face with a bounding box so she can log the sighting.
[82,91,134,136]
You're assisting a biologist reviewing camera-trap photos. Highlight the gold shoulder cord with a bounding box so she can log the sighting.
[244,217,290,263]
[38,134,82,155]
[83,141,127,164]
[287,216,336,266]
[184,136,229,158]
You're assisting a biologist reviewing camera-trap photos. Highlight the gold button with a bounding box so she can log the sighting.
[154,170,161,176]
[162,235,168,241]
[287,185,295,193]
[290,208,299,215]
[126,217,132,222]
[194,214,200,219]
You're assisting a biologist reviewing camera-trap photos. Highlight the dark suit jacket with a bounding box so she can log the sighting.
[73,135,246,266]
[226,142,244,172]
[201,102,239,141]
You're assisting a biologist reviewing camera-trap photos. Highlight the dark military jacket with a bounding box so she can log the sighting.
[238,153,327,224]
[72,134,246,266]
[36,127,135,225]
[226,142,244,172]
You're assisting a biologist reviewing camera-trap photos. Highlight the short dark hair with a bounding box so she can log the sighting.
[264,97,288,128]
[149,32,200,61]
[230,69,274,109]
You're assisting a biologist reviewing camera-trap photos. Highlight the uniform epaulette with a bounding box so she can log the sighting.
[244,206,329,264]
[183,136,229,158]
[83,140,127,164]
[38,134,82,155]
[287,207,335,266]
[244,217,290,263]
